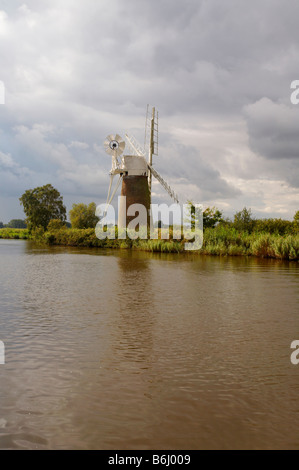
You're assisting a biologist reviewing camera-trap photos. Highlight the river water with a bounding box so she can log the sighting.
[0,239,298,449]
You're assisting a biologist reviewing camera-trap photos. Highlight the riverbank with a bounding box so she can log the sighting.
[0,228,29,239]
[2,226,298,260]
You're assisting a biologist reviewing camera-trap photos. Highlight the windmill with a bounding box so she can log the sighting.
[103,107,179,229]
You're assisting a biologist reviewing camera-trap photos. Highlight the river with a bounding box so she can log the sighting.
[0,239,298,449]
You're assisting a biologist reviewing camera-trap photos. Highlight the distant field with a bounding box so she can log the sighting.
[0,228,29,239]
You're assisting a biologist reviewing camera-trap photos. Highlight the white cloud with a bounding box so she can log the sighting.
[68,141,89,150]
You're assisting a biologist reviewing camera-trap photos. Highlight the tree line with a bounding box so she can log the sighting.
[187,203,299,235]
[0,219,27,229]
[11,184,299,235]
[19,184,99,231]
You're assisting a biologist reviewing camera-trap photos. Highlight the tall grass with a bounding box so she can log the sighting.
[202,227,299,260]
[21,225,299,260]
[135,239,184,253]
[43,227,121,248]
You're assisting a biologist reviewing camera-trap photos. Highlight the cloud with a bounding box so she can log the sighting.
[0,150,33,178]
[0,0,299,221]
[68,141,89,150]
[149,138,241,204]
[244,98,299,160]
[243,98,299,190]
[0,150,35,199]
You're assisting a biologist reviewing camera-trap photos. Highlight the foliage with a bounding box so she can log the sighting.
[251,234,274,258]
[233,207,255,233]
[253,218,294,235]
[69,202,99,229]
[185,201,223,229]
[41,227,121,248]
[201,226,299,260]
[6,219,27,228]
[136,239,184,253]
[20,184,66,231]
[30,226,46,242]
[16,198,298,261]
[0,228,29,239]
[203,206,224,228]
[25,223,299,261]
[47,219,67,231]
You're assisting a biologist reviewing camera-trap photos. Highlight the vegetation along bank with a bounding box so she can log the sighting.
[0,184,298,260]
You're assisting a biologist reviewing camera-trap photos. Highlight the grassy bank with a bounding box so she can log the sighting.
[26,225,299,260]
[0,228,29,239]
[1,225,298,260]
[202,226,299,260]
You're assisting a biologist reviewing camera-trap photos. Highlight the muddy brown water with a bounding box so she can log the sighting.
[0,239,298,449]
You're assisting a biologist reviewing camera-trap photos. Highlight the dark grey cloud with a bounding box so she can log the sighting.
[243,98,299,190]
[244,98,299,160]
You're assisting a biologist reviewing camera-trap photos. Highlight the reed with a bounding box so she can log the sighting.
[18,225,299,260]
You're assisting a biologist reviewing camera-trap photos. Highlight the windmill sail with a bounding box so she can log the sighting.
[146,163,179,204]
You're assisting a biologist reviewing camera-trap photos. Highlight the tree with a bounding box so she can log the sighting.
[203,206,224,228]
[47,219,67,231]
[254,218,293,235]
[20,184,66,231]
[233,207,255,232]
[69,202,99,229]
[294,211,299,224]
[7,219,27,228]
[0,221,3,228]
[185,202,223,229]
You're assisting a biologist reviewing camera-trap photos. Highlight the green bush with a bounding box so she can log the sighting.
[47,219,67,231]
[233,207,255,233]
[0,228,29,239]
[253,218,294,235]
[30,226,45,242]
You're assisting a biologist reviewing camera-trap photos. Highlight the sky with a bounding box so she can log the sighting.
[0,0,299,223]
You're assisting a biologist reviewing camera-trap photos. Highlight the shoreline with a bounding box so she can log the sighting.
[1,227,298,261]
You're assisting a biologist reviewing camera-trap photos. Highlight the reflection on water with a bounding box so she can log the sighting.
[0,239,298,449]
